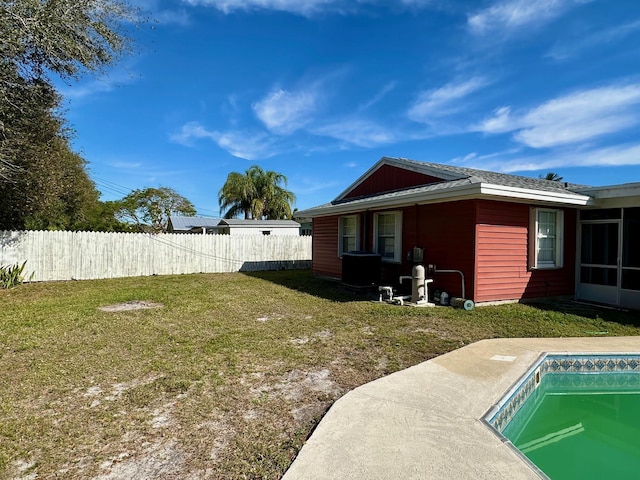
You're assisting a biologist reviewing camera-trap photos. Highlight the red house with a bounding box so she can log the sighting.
[295,157,640,310]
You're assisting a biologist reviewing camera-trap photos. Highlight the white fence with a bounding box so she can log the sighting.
[0,231,312,282]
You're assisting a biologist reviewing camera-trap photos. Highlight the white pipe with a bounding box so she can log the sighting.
[433,268,465,298]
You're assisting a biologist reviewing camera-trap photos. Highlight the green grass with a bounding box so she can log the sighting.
[1,270,639,479]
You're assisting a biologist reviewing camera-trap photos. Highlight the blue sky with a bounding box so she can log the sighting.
[58,0,640,217]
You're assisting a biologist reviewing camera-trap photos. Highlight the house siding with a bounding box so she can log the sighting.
[311,203,476,291]
[344,165,443,200]
[413,202,476,299]
[310,199,577,304]
[475,200,576,303]
[312,216,341,279]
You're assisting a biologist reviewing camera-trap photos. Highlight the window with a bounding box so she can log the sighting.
[338,216,359,256]
[374,211,402,263]
[529,208,564,269]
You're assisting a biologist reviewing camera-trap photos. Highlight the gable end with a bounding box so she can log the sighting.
[342,164,446,200]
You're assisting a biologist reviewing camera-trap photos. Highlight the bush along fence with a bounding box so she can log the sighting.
[0,231,312,282]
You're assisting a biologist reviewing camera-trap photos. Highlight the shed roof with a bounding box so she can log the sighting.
[169,216,221,231]
[218,219,300,228]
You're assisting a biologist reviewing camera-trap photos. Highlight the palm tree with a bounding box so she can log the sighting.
[218,165,296,220]
[540,172,563,182]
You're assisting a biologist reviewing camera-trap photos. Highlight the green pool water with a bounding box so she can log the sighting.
[502,373,640,479]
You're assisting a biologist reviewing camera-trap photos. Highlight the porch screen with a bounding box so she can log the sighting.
[623,207,640,291]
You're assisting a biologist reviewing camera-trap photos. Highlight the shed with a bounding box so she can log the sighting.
[217,219,301,236]
[168,216,223,234]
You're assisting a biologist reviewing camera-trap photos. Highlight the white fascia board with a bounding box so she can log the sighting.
[479,183,594,206]
[299,182,594,218]
[574,182,640,199]
[301,182,483,217]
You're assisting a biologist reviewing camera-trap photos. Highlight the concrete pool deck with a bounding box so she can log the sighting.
[282,337,640,480]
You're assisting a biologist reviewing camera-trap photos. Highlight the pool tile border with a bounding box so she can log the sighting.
[485,352,640,434]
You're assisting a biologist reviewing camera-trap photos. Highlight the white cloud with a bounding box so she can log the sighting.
[252,88,319,135]
[476,106,514,133]
[547,20,640,61]
[170,122,215,145]
[180,0,436,16]
[170,122,276,160]
[480,143,640,173]
[468,0,588,35]
[154,9,191,26]
[449,148,522,167]
[358,82,397,112]
[109,161,143,169]
[407,77,488,123]
[474,84,640,148]
[181,0,341,16]
[313,119,395,147]
[58,69,140,100]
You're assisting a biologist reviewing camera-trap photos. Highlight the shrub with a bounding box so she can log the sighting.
[0,261,31,289]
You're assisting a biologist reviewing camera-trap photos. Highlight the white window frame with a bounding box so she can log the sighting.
[373,211,402,263]
[338,215,360,257]
[529,208,564,269]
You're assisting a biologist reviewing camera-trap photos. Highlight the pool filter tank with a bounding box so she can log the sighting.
[411,264,425,303]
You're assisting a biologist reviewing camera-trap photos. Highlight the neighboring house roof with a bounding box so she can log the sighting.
[218,219,300,228]
[296,157,597,218]
[169,216,221,231]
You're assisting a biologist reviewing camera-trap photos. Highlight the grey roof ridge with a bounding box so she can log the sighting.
[393,156,588,192]
[340,156,588,199]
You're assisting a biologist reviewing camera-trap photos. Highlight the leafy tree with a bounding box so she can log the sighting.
[540,172,563,182]
[0,75,105,231]
[1,0,138,179]
[0,0,140,231]
[1,0,135,81]
[83,201,133,232]
[218,165,295,220]
[114,187,196,233]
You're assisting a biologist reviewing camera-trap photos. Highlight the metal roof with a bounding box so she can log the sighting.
[218,219,300,228]
[169,216,221,231]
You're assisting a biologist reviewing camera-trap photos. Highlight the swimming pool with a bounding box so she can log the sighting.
[484,353,640,479]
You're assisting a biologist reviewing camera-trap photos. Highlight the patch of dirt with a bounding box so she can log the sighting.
[81,374,163,407]
[291,403,329,427]
[98,301,163,312]
[10,459,37,480]
[92,440,185,480]
[256,314,284,322]
[289,337,309,345]
[250,368,341,402]
[289,330,333,345]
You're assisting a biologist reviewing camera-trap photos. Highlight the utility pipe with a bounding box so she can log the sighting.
[433,268,465,299]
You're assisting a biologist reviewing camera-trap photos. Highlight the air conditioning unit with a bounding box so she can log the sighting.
[341,252,382,287]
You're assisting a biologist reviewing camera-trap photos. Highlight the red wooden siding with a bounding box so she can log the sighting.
[474,200,576,303]
[413,202,476,299]
[311,198,577,304]
[362,202,476,297]
[311,216,341,279]
[344,164,443,200]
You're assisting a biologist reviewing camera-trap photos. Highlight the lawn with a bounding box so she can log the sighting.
[1,270,639,479]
